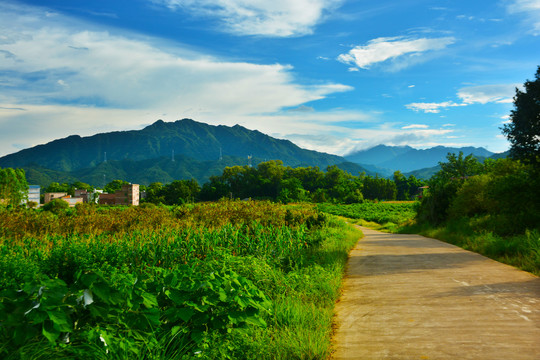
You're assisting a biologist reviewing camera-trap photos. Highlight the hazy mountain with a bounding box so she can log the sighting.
[345,145,414,165]
[404,151,511,180]
[1,119,372,186]
[346,145,495,173]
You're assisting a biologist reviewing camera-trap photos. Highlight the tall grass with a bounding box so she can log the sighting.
[0,201,360,359]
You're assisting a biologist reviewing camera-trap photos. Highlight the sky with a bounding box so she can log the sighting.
[1,0,539,158]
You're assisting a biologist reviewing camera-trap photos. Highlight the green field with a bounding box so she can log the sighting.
[0,201,360,359]
[317,202,418,229]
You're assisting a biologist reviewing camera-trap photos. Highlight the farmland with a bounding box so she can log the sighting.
[317,202,418,230]
[0,201,360,359]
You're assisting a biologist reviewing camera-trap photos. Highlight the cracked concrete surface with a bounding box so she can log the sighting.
[332,227,540,360]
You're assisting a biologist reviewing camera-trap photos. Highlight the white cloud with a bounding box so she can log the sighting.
[0,3,354,156]
[507,0,540,35]
[337,36,455,70]
[405,101,465,113]
[406,84,519,114]
[153,0,343,37]
[457,84,518,104]
[402,124,428,129]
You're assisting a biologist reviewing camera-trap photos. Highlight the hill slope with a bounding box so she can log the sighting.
[1,119,372,186]
[0,119,347,172]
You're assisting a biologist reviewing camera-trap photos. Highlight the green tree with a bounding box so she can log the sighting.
[363,175,397,201]
[277,178,306,203]
[162,179,200,205]
[199,176,230,201]
[44,182,70,194]
[0,168,29,206]
[393,171,409,200]
[42,198,69,213]
[104,180,130,194]
[418,152,483,224]
[144,182,165,204]
[502,66,540,166]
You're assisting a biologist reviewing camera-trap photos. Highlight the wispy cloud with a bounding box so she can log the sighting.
[406,84,519,113]
[405,101,465,114]
[457,84,518,104]
[402,124,428,129]
[337,36,455,71]
[507,0,540,35]
[151,0,343,37]
[0,2,352,156]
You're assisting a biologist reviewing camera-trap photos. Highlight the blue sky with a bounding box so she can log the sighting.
[1,0,539,157]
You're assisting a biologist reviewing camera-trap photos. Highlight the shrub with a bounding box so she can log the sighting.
[42,198,69,213]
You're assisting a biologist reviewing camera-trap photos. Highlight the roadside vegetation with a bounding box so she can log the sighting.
[0,201,360,359]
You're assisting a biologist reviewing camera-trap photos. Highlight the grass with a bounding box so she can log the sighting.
[0,201,361,359]
[398,218,540,276]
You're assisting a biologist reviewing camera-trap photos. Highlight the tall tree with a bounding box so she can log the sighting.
[0,168,29,206]
[502,66,540,166]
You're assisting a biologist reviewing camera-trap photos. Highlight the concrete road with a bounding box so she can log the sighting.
[332,227,540,360]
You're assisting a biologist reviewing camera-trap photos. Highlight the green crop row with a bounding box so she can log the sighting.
[317,202,418,226]
[0,201,360,359]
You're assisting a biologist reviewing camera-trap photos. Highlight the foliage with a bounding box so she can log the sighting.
[42,198,70,213]
[44,181,94,196]
[0,167,28,207]
[502,66,540,166]
[318,202,417,226]
[144,179,200,205]
[103,180,130,194]
[417,152,485,224]
[200,160,404,204]
[362,175,397,201]
[404,154,540,275]
[0,201,360,359]
[393,171,424,200]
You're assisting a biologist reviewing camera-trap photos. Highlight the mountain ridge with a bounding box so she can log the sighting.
[345,144,496,173]
[0,119,370,187]
[0,119,345,172]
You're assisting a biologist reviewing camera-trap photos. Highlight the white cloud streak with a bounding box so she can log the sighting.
[152,0,343,37]
[337,36,455,70]
[405,101,465,114]
[457,84,518,104]
[406,84,519,113]
[402,124,429,129]
[507,0,540,35]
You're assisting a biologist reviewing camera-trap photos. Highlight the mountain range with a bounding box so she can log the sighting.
[345,144,496,176]
[0,119,369,187]
[0,119,507,187]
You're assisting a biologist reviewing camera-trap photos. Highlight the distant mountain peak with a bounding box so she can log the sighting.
[0,118,350,177]
[345,144,495,173]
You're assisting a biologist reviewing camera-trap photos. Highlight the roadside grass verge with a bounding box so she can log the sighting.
[398,219,540,276]
[317,202,538,276]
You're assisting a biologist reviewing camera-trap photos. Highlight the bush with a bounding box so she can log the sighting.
[42,199,69,213]
[448,174,493,219]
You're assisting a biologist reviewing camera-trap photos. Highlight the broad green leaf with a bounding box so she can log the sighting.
[176,307,195,322]
[141,292,158,308]
[42,320,60,343]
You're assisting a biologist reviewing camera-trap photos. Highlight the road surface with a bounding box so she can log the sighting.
[332,226,540,359]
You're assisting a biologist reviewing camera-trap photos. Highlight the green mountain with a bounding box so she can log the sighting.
[346,145,496,173]
[0,119,371,187]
